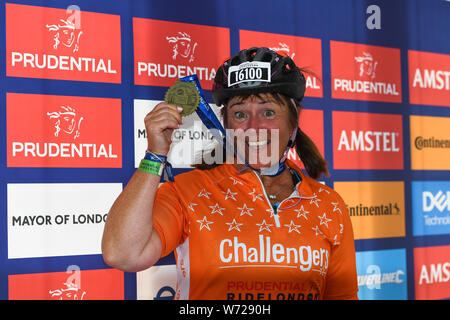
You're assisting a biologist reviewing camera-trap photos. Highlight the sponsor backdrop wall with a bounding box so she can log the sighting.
[1,0,449,300]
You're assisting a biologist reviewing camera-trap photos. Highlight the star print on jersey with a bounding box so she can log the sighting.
[237,203,254,217]
[198,188,212,199]
[331,201,342,214]
[318,212,332,228]
[229,176,243,185]
[294,205,310,220]
[312,225,323,236]
[318,187,330,194]
[309,193,322,207]
[256,219,273,233]
[188,202,198,212]
[209,203,225,216]
[284,220,301,234]
[225,219,244,232]
[222,188,238,201]
[196,216,214,231]
[331,235,340,246]
[266,208,276,218]
[249,189,263,202]
[313,265,327,277]
[339,224,344,233]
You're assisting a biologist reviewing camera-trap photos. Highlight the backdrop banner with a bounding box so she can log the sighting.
[1,0,450,300]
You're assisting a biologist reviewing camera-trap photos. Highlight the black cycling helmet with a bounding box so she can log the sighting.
[212,47,306,106]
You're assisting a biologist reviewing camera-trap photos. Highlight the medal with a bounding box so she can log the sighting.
[164,80,200,117]
[164,75,250,176]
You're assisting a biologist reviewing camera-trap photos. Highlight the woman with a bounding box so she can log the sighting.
[102,47,358,300]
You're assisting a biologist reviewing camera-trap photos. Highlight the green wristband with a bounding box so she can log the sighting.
[138,159,164,177]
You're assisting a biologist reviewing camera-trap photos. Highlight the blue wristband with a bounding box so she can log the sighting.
[144,151,174,182]
[144,151,167,163]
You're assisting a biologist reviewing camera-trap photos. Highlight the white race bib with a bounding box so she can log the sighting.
[228,61,271,87]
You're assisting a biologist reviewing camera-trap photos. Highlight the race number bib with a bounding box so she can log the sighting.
[227,61,271,87]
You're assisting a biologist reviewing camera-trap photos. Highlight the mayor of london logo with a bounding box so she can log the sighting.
[166,32,198,63]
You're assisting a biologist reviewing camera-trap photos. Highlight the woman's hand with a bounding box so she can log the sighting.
[145,102,183,156]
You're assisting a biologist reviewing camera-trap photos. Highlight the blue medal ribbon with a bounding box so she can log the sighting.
[180,74,225,136]
[144,151,174,182]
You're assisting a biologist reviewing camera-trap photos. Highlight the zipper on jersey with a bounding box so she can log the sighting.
[252,172,281,228]
[272,203,281,227]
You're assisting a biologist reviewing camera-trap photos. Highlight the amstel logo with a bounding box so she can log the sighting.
[133,18,230,89]
[414,245,450,300]
[5,3,121,83]
[409,50,450,107]
[332,111,403,170]
[239,30,323,98]
[330,41,402,103]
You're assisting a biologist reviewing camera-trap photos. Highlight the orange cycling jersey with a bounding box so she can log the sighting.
[152,159,358,300]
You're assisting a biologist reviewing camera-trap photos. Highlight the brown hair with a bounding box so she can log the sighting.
[192,92,329,179]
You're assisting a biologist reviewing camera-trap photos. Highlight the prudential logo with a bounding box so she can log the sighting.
[412,181,450,236]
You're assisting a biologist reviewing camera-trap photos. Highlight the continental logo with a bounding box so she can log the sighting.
[409,50,450,107]
[414,136,450,150]
[348,202,401,217]
[410,115,450,170]
[239,30,323,98]
[334,181,405,240]
[133,18,230,88]
[332,111,403,170]
[330,41,402,103]
[5,3,121,83]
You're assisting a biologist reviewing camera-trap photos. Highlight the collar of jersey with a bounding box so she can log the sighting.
[221,158,315,199]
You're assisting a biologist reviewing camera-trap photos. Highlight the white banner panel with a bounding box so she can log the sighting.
[7,183,122,259]
[134,99,222,168]
[136,264,177,300]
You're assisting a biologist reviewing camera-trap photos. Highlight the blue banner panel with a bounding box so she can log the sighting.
[412,181,450,236]
[356,249,407,300]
